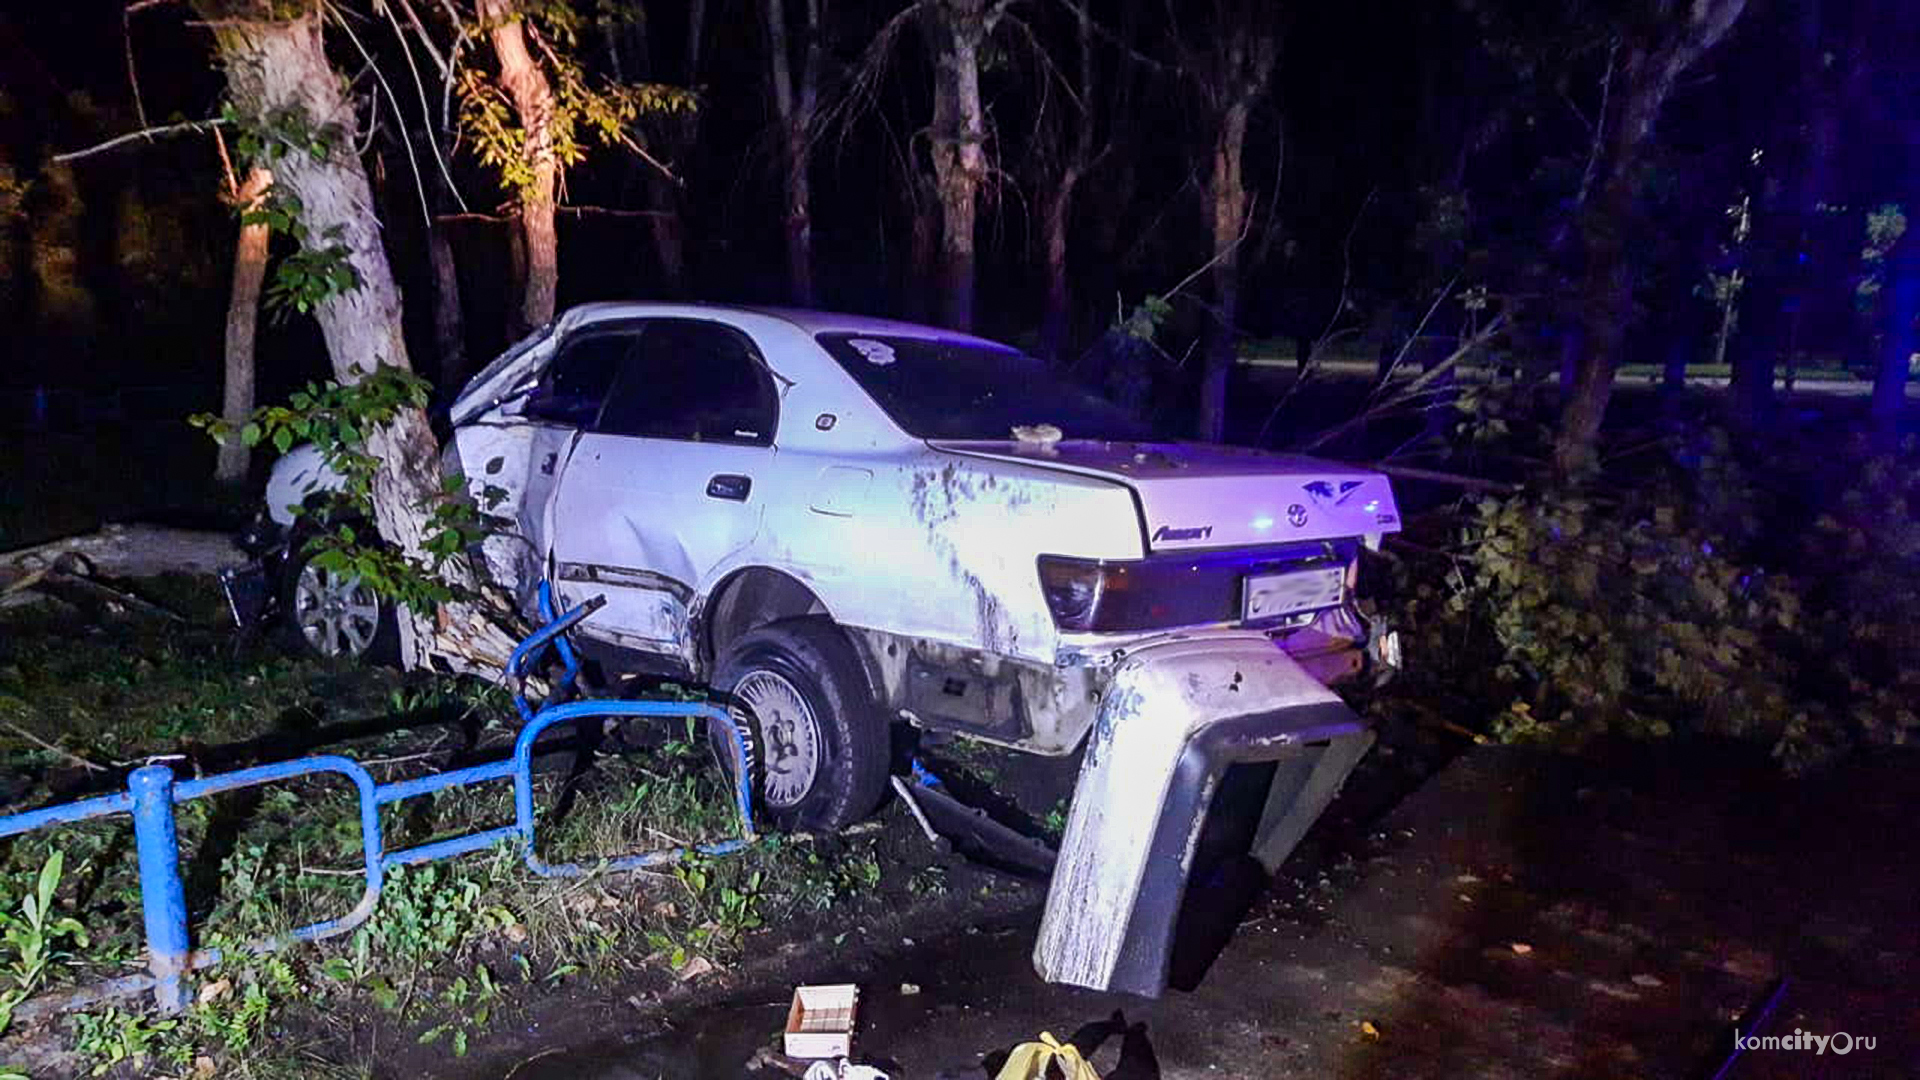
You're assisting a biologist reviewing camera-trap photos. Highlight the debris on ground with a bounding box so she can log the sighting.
[994,1032,1100,1080]
[784,984,860,1059]
[2,524,245,581]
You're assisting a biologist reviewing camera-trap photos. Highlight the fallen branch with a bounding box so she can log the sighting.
[1,721,109,774]
[1365,464,1522,494]
[1299,313,1508,452]
[3,525,246,581]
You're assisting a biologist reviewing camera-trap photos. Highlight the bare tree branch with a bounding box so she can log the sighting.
[331,4,432,228]
[1299,312,1508,452]
[383,0,469,213]
[51,117,226,163]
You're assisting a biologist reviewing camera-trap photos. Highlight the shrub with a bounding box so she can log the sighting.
[1390,426,1919,768]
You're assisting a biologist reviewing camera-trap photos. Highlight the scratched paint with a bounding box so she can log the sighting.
[1034,631,1350,992]
[267,302,1401,763]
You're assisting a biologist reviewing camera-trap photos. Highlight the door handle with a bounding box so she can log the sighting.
[706,474,752,501]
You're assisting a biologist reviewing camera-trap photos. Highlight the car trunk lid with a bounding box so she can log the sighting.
[928,439,1401,551]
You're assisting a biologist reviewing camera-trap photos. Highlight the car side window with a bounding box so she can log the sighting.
[522,329,634,427]
[596,320,777,445]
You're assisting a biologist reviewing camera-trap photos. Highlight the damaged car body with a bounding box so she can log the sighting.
[258,301,1404,996]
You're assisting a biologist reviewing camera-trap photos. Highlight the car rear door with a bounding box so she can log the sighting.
[547,318,780,663]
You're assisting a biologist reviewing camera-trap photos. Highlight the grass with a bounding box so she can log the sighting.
[0,577,953,1078]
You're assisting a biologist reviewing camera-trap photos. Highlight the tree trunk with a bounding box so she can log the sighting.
[1038,175,1077,362]
[645,171,688,296]
[1872,234,1917,439]
[1199,100,1252,443]
[216,165,272,486]
[479,0,559,335]
[625,7,691,296]
[782,123,815,306]
[1037,0,1095,364]
[764,0,819,305]
[927,0,989,332]
[213,8,513,674]
[505,222,527,338]
[907,175,940,321]
[428,221,466,388]
[1555,0,1748,472]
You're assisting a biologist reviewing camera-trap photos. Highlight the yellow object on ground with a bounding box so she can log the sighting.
[994,1032,1101,1080]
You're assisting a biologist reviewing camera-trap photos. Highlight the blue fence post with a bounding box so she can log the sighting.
[128,765,191,1013]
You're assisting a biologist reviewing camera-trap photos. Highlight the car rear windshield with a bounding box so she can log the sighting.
[817,333,1155,442]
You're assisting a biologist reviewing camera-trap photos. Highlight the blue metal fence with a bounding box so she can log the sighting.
[0,586,755,1015]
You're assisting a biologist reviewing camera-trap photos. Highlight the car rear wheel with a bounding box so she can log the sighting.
[284,547,400,664]
[712,619,888,832]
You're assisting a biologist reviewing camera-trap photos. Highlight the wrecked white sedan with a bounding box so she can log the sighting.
[264,302,1402,994]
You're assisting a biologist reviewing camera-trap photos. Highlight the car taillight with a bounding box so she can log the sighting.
[1037,556,1107,631]
[1039,543,1361,634]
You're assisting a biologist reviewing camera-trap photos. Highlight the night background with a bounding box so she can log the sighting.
[0,0,1917,1075]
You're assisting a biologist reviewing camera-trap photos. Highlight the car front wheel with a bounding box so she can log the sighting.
[284,547,400,663]
[712,619,888,832]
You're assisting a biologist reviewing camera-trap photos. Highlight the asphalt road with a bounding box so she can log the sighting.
[1240,356,1920,399]
[549,743,1918,1080]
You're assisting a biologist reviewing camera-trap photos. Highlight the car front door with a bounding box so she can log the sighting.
[457,323,629,613]
[548,318,780,666]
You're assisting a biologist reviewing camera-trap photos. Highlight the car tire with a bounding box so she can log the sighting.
[282,543,401,665]
[712,619,889,833]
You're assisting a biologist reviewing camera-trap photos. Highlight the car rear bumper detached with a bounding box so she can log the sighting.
[1034,631,1374,997]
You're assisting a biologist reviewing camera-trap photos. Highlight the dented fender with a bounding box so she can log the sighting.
[1034,631,1372,996]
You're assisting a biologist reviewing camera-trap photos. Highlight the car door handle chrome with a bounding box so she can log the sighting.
[706,474,752,501]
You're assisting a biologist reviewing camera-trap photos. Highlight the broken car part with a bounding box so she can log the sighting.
[1035,631,1374,997]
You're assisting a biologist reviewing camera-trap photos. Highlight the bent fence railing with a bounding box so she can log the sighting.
[0,587,754,1016]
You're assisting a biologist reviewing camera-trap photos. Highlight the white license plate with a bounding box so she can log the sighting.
[1243,566,1345,622]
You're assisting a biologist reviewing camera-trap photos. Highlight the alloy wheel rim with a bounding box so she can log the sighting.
[293,562,381,658]
[731,670,820,808]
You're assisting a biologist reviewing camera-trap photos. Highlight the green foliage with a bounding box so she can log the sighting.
[1391,421,1920,768]
[0,609,950,1073]
[233,187,362,318]
[415,964,501,1058]
[1461,479,1800,746]
[221,102,342,166]
[1855,202,1907,310]
[70,1007,177,1076]
[457,0,697,198]
[0,852,90,1041]
[265,231,358,317]
[1113,294,1171,342]
[190,367,484,610]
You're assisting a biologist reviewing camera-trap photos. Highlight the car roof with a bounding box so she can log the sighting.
[560,301,1015,351]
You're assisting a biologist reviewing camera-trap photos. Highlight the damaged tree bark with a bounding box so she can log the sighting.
[209,3,515,674]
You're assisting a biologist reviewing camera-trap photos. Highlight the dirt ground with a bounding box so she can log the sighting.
[1,563,1913,1079]
[500,741,1917,1080]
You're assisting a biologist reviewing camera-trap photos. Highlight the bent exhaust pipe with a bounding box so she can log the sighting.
[1034,633,1373,997]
